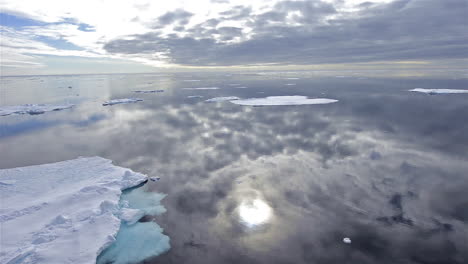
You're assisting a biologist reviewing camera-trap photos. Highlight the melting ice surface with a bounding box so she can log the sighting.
[0,157,169,264]
[0,103,74,116]
[230,96,338,106]
[409,88,468,94]
[103,98,143,106]
[97,185,170,264]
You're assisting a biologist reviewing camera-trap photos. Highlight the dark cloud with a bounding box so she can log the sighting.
[155,9,194,27]
[104,0,467,66]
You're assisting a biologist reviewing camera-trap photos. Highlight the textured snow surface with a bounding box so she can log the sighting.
[230,96,338,106]
[0,103,74,116]
[103,98,143,106]
[0,157,150,264]
[409,88,468,94]
[205,96,240,102]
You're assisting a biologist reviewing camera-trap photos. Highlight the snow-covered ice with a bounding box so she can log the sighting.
[134,90,164,93]
[0,157,169,264]
[230,96,338,106]
[409,88,468,94]
[0,103,74,116]
[205,96,240,102]
[182,87,220,90]
[103,98,143,106]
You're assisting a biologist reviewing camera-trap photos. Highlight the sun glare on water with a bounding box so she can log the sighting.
[239,199,272,227]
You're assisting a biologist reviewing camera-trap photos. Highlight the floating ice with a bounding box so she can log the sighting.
[103,98,143,106]
[0,103,74,116]
[285,83,296,86]
[182,87,220,90]
[343,237,352,244]
[134,90,164,93]
[230,96,338,106]
[0,157,164,264]
[182,79,201,82]
[187,95,204,98]
[205,96,240,102]
[284,77,299,80]
[97,185,169,264]
[235,86,248,89]
[409,88,468,94]
[228,83,241,86]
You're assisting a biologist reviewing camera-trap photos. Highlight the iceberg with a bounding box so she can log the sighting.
[230,96,338,106]
[0,103,74,116]
[409,88,468,94]
[205,96,240,102]
[103,98,143,106]
[0,157,169,264]
[133,90,164,93]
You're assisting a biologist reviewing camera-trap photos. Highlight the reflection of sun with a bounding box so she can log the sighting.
[239,199,272,227]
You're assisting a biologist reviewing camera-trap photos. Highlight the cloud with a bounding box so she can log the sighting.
[1,0,467,73]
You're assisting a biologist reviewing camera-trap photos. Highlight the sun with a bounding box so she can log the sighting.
[238,199,272,227]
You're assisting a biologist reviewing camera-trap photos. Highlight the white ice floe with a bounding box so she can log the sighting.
[230,96,338,106]
[103,98,143,106]
[284,77,299,80]
[0,157,169,264]
[343,237,352,244]
[182,87,220,90]
[182,79,201,82]
[205,96,240,102]
[187,95,204,98]
[409,88,468,94]
[134,90,164,93]
[0,103,74,116]
[285,83,296,86]
[234,86,248,89]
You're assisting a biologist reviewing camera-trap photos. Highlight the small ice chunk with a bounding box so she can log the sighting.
[183,79,201,82]
[0,103,74,116]
[182,87,220,90]
[343,237,352,244]
[205,96,240,102]
[409,88,468,94]
[230,96,338,106]
[149,177,161,181]
[134,90,164,93]
[285,83,296,86]
[284,77,299,80]
[103,98,143,106]
[187,95,204,98]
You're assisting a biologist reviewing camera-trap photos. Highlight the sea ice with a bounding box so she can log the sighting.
[230,96,338,106]
[0,157,168,264]
[97,185,169,264]
[187,95,204,98]
[205,96,240,102]
[103,98,143,106]
[0,103,74,116]
[134,90,164,93]
[182,87,220,90]
[409,88,468,94]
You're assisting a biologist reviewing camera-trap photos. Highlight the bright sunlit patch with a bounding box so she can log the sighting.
[239,199,272,227]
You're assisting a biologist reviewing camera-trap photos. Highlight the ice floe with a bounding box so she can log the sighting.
[187,95,204,98]
[134,90,164,93]
[103,98,143,106]
[0,157,168,264]
[343,237,352,244]
[182,87,220,90]
[285,83,296,86]
[0,103,74,116]
[205,96,240,102]
[409,88,468,94]
[230,96,338,106]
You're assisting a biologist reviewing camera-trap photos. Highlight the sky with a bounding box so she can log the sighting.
[1,0,467,75]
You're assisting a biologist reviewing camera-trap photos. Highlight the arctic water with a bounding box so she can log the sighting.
[1,70,467,264]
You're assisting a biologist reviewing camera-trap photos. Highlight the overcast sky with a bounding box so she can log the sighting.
[1,0,467,75]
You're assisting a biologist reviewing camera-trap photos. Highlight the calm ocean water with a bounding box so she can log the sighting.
[1,71,467,264]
